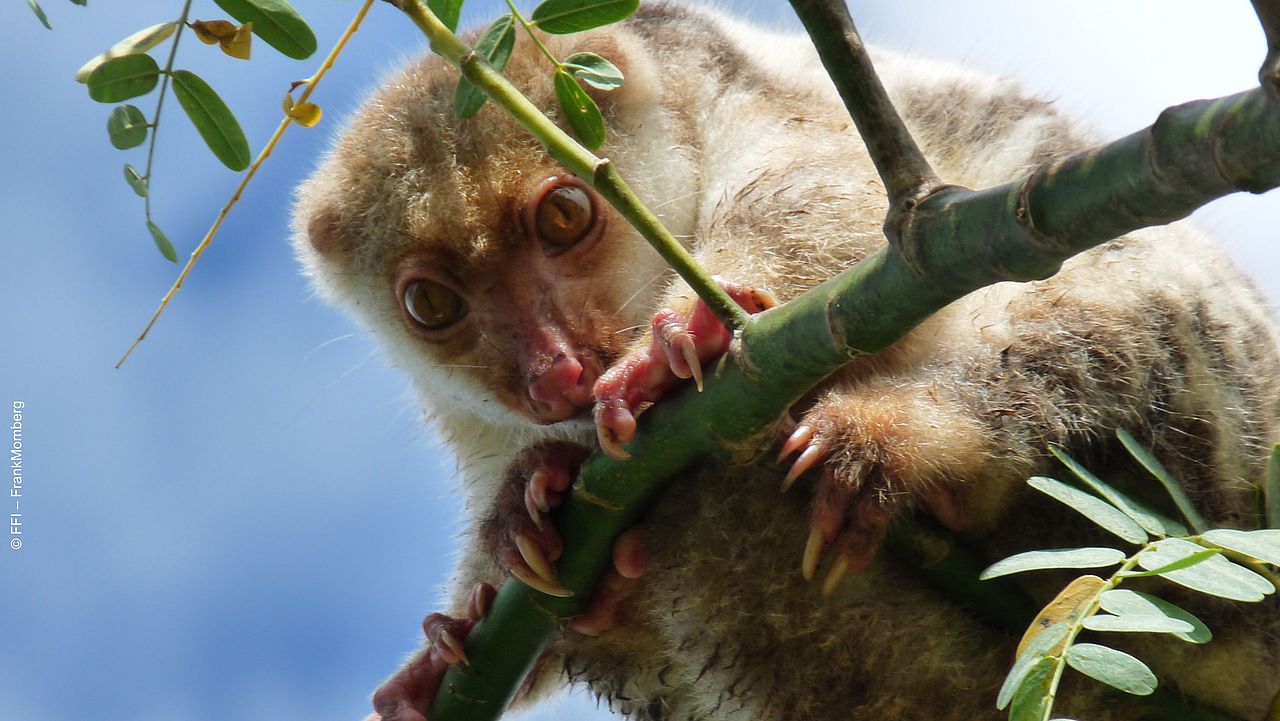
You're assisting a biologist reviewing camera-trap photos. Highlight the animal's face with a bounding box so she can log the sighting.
[381,169,650,427]
[293,29,684,430]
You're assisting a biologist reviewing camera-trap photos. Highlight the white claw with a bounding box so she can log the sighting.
[440,629,469,666]
[510,564,573,598]
[822,555,851,598]
[680,340,704,392]
[515,533,558,586]
[802,526,825,582]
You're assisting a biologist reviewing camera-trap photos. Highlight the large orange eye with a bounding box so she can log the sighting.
[533,182,596,253]
[403,279,467,331]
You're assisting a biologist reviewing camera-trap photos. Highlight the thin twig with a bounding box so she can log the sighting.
[786,0,942,258]
[144,0,194,222]
[117,0,377,367]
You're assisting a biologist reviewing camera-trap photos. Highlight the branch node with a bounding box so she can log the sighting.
[1260,53,1280,102]
[888,181,962,276]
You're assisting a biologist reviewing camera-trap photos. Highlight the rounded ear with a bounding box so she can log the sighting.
[298,202,353,262]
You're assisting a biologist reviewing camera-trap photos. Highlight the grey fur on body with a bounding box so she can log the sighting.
[293,3,1280,719]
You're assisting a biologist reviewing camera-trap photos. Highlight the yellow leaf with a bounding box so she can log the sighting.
[288,101,323,128]
[222,22,253,60]
[281,92,295,115]
[1017,574,1106,657]
[190,19,237,45]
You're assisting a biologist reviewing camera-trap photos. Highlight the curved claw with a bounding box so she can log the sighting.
[777,424,814,462]
[467,582,494,621]
[510,564,573,598]
[679,337,704,392]
[529,469,553,513]
[821,555,851,598]
[515,533,559,587]
[782,439,827,492]
[801,526,825,582]
[439,629,469,666]
[594,403,634,460]
[524,488,543,530]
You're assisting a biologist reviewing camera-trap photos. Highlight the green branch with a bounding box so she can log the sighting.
[376,1,1280,719]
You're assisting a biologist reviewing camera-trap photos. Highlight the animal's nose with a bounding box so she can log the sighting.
[528,354,598,422]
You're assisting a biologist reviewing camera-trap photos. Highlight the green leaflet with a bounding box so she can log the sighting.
[123,164,148,198]
[531,0,639,34]
[1027,476,1147,544]
[1049,444,1184,537]
[147,220,177,263]
[1064,644,1156,696]
[212,0,316,59]
[980,547,1126,580]
[454,14,516,118]
[563,52,624,90]
[76,22,178,82]
[997,622,1069,710]
[87,55,160,103]
[107,105,148,150]
[1080,614,1194,635]
[1096,590,1212,643]
[553,69,605,150]
[27,0,51,29]
[170,70,251,171]
[1201,528,1280,566]
[1116,428,1208,533]
[1133,538,1274,602]
[428,0,464,32]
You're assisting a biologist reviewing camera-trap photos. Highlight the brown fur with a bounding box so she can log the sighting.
[293,4,1280,719]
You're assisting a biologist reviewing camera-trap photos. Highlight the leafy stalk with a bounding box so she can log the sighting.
[143,0,195,234]
[117,0,377,367]
[377,1,1280,719]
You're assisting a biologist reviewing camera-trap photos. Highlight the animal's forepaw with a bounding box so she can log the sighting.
[488,442,651,613]
[368,583,496,721]
[592,277,777,459]
[777,403,965,597]
[489,442,592,598]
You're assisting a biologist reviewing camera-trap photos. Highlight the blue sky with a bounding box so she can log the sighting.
[1,2,1276,721]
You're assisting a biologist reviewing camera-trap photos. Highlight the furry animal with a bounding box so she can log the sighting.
[293,3,1280,719]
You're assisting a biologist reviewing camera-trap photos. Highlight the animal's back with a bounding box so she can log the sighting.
[548,6,1280,721]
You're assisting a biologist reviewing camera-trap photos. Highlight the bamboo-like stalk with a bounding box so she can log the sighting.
[376,1,1280,719]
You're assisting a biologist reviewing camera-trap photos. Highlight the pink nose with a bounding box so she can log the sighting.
[528,354,596,422]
